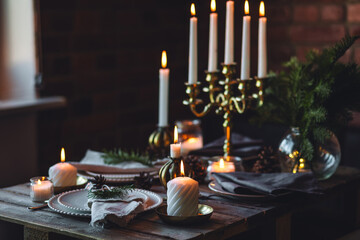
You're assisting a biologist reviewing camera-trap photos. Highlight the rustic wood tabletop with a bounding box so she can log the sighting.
[0,166,359,240]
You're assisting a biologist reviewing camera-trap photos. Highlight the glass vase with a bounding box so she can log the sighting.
[278,127,341,180]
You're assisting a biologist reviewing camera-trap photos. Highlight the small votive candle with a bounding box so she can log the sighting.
[209,158,236,174]
[30,177,54,202]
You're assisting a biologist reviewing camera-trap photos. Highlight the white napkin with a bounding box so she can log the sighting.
[90,193,146,228]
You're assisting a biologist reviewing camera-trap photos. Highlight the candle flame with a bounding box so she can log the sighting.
[61,148,65,162]
[37,179,41,185]
[41,176,45,181]
[180,160,185,176]
[210,0,216,12]
[219,158,225,169]
[259,1,265,17]
[190,3,196,16]
[244,0,249,15]
[161,50,167,68]
[174,126,178,143]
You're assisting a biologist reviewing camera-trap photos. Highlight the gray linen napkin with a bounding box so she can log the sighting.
[90,194,146,228]
[190,133,263,157]
[212,172,322,196]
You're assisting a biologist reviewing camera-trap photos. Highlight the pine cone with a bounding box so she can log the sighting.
[184,155,207,183]
[134,172,153,190]
[252,146,281,173]
[93,175,107,189]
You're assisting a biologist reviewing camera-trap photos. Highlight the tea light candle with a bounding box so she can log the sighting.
[170,126,181,158]
[210,158,236,173]
[30,177,53,202]
[180,136,203,156]
[49,148,77,187]
[167,160,198,216]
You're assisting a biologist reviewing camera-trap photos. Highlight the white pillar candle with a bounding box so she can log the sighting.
[30,177,54,202]
[158,51,169,127]
[258,1,267,78]
[180,136,203,156]
[241,0,251,80]
[208,0,218,72]
[167,161,199,216]
[170,126,181,158]
[224,0,235,64]
[49,148,77,187]
[188,3,198,84]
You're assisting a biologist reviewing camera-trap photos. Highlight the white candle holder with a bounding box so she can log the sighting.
[30,176,54,202]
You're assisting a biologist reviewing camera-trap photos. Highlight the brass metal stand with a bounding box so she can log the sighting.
[184,63,266,159]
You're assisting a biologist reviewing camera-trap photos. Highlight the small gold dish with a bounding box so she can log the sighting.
[156,204,213,225]
[54,176,88,194]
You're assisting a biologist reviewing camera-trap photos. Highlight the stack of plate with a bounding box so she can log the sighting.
[48,189,163,217]
[77,169,158,184]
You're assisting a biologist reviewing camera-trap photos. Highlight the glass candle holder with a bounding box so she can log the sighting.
[175,119,203,156]
[30,176,54,202]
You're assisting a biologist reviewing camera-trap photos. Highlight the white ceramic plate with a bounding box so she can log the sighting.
[48,189,163,218]
[77,170,159,183]
[58,189,149,212]
[48,194,91,217]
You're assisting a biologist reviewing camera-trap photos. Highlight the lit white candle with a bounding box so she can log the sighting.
[258,1,267,78]
[188,3,198,84]
[170,126,181,158]
[208,0,218,72]
[241,0,251,80]
[224,0,235,64]
[30,177,53,202]
[158,51,169,127]
[210,158,236,173]
[167,160,198,216]
[49,148,77,187]
[180,136,203,156]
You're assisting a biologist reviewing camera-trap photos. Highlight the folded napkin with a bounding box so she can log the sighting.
[69,150,158,174]
[90,192,147,228]
[213,172,322,196]
[190,133,263,157]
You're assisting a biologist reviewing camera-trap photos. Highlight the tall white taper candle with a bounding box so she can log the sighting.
[241,0,251,80]
[224,0,234,64]
[188,3,198,84]
[158,51,169,127]
[258,1,267,78]
[208,0,218,72]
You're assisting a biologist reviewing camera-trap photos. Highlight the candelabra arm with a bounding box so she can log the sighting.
[223,112,232,158]
[189,102,212,118]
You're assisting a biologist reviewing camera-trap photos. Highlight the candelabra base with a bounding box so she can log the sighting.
[148,126,172,159]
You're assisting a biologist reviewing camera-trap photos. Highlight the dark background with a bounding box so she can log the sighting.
[36,0,360,174]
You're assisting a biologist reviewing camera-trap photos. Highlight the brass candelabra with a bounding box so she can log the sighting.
[183,63,266,159]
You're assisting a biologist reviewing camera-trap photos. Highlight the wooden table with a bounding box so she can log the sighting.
[0,166,360,240]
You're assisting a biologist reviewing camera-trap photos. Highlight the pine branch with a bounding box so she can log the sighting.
[102,149,153,166]
[87,185,134,199]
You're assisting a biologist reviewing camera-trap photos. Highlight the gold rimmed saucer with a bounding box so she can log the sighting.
[54,176,88,194]
[156,204,213,225]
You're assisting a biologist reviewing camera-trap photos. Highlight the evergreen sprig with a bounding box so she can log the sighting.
[87,185,134,199]
[102,149,153,166]
[251,35,360,161]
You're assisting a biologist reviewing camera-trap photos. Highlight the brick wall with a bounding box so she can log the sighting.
[37,0,360,172]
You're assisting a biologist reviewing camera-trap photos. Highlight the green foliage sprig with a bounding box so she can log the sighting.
[87,185,134,199]
[251,35,360,161]
[102,149,153,167]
